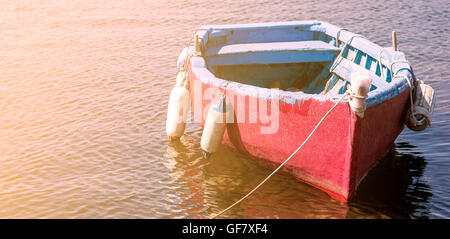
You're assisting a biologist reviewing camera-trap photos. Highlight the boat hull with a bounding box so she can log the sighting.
[187,66,410,202]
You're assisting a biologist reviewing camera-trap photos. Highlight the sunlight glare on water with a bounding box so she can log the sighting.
[0,0,449,218]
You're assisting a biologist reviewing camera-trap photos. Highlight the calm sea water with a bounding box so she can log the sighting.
[0,0,449,218]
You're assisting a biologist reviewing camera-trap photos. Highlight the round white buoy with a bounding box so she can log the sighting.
[166,78,190,141]
[348,71,372,118]
[201,95,228,158]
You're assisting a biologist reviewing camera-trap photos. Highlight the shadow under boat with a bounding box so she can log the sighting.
[349,141,433,218]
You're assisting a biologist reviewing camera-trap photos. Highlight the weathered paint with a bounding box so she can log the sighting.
[180,21,414,202]
[187,65,409,202]
[210,62,329,93]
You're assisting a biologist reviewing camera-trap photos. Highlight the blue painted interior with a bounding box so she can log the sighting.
[182,21,414,107]
[203,28,340,94]
[210,62,329,94]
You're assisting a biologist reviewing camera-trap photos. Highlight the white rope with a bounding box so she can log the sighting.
[389,58,418,126]
[345,85,368,113]
[179,30,205,89]
[181,27,210,73]
[392,74,417,125]
[335,28,348,47]
[209,92,349,219]
[377,48,389,82]
[389,60,412,78]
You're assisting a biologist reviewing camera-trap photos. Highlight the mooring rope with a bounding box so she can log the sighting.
[178,31,204,89]
[389,60,415,79]
[392,74,418,125]
[377,48,389,82]
[209,92,349,219]
[389,59,419,126]
[335,28,348,47]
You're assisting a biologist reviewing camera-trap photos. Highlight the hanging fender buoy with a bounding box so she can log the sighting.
[348,71,373,118]
[166,71,190,141]
[406,79,435,131]
[389,31,435,131]
[201,95,228,158]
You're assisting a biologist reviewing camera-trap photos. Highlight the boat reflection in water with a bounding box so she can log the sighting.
[164,135,209,218]
[350,141,433,219]
[165,136,432,219]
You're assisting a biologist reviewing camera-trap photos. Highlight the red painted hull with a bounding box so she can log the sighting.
[187,67,410,203]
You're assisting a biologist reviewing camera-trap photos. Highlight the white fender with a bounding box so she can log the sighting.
[201,96,227,158]
[349,71,372,118]
[166,81,190,141]
[406,80,435,131]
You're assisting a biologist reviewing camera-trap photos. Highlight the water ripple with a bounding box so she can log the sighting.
[0,0,448,218]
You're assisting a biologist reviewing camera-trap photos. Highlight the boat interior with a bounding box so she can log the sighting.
[201,23,393,95]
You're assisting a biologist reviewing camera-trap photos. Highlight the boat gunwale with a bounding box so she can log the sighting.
[181,20,413,108]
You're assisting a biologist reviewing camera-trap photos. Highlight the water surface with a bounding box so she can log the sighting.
[0,0,449,218]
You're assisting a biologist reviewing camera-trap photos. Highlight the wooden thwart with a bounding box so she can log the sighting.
[205,40,340,66]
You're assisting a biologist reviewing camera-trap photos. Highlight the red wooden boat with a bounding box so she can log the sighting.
[173,21,434,203]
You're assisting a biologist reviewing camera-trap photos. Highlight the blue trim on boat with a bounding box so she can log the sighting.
[181,21,414,109]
